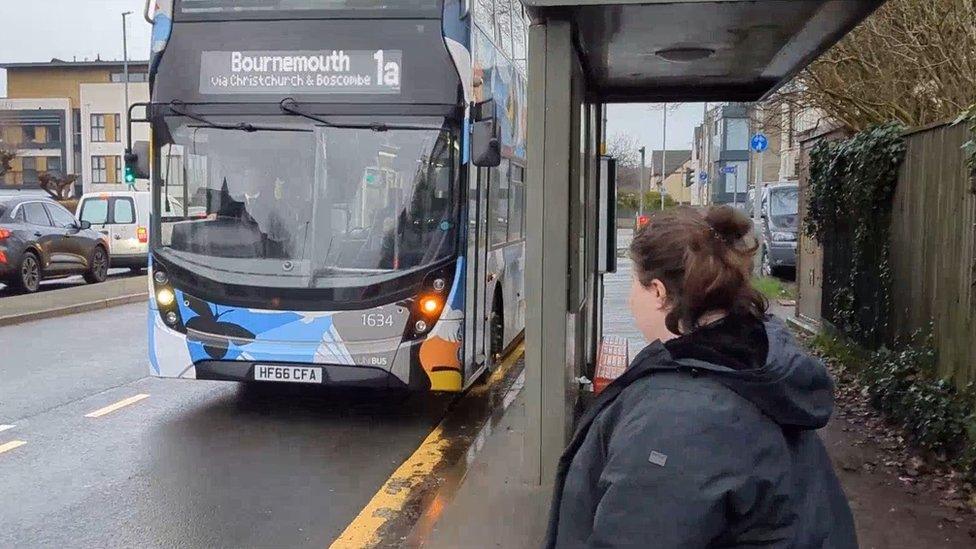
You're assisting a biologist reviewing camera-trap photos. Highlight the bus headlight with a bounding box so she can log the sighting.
[153,269,169,285]
[165,311,179,325]
[157,288,176,307]
[432,278,446,292]
[415,320,429,333]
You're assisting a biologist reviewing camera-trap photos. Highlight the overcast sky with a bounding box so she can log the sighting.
[0,1,705,150]
[0,0,153,95]
[607,103,706,153]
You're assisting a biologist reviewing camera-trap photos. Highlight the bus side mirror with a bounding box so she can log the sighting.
[471,99,501,168]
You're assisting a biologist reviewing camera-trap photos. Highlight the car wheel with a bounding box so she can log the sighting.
[84,246,109,284]
[12,251,41,293]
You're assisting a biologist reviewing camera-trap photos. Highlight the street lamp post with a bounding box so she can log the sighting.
[122,11,132,138]
[660,102,667,210]
[638,146,646,217]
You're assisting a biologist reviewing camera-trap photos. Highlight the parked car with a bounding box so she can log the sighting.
[0,197,110,293]
[748,182,799,277]
[76,191,151,272]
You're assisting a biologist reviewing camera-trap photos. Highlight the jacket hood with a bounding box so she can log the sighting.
[630,317,834,429]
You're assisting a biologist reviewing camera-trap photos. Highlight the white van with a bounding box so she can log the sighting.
[76,191,151,271]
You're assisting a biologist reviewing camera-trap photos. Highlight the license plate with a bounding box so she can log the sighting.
[253,365,323,384]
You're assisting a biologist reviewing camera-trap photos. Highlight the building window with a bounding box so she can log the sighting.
[92,156,108,183]
[24,126,37,143]
[91,114,107,142]
[111,72,148,83]
[722,161,749,195]
[47,156,62,175]
[44,124,60,144]
[73,109,82,151]
[22,157,38,184]
[116,155,123,183]
[725,118,750,151]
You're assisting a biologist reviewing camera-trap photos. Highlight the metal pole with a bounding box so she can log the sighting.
[660,102,667,210]
[753,148,764,275]
[638,146,645,217]
[122,11,131,142]
[733,166,738,208]
[700,102,707,205]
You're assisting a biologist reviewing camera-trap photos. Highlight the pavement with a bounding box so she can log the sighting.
[0,271,147,326]
[0,302,461,548]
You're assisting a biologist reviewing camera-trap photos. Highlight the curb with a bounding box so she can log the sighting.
[330,344,526,549]
[786,315,821,337]
[0,292,148,327]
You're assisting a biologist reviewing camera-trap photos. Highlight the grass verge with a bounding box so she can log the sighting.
[752,276,797,301]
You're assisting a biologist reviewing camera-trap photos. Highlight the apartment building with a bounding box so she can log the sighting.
[0,58,149,194]
[695,103,752,206]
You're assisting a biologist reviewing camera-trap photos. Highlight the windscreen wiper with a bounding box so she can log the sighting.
[166,101,309,133]
[279,98,444,132]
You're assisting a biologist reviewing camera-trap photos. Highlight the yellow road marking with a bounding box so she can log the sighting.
[330,343,524,549]
[84,394,150,418]
[0,440,26,455]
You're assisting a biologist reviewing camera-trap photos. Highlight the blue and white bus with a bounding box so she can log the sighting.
[140,0,528,392]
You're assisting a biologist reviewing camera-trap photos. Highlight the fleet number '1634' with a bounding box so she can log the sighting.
[362,313,394,327]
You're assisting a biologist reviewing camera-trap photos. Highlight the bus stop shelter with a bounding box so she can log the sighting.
[521,0,884,484]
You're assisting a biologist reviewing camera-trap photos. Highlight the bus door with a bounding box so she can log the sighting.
[464,163,490,375]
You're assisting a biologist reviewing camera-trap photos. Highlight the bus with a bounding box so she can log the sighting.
[139,0,529,392]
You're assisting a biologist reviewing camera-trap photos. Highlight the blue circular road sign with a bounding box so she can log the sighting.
[698,172,708,182]
[751,133,768,153]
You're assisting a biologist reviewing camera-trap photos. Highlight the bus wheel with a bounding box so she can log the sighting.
[489,292,504,367]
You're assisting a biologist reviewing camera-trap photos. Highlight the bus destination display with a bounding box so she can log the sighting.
[199,49,402,94]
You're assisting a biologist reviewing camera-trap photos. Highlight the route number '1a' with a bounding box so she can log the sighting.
[373,50,401,88]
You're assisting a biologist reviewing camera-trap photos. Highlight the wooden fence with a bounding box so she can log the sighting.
[889,122,976,386]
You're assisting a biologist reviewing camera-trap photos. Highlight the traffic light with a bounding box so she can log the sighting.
[685,168,694,186]
[124,150,138,184]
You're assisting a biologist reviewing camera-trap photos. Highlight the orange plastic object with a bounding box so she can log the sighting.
[594,335,629,394]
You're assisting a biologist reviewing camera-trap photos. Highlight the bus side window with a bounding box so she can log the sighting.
[489,159,510,247]
[508,165,524,242]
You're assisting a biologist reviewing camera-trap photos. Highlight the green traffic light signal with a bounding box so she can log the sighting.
[124,165,136,183]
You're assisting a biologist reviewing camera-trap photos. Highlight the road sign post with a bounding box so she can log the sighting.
[750,133,768,275]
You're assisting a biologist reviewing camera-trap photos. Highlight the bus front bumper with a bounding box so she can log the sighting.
[194,360,408,390]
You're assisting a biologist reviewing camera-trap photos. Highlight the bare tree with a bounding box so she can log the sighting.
[0,149,14,178]
[605,132,640,168]
[773,0,976,131]
[38,172,78,201]
[646,103,682,114]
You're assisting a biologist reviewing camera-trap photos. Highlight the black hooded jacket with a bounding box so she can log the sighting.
[544,316,857,548]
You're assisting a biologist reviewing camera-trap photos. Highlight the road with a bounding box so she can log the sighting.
[0,268,136,299]
[0,303,457,548]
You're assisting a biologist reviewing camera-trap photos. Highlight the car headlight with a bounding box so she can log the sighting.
[771,231,796,242]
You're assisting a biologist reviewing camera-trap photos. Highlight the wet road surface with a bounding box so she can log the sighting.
[0,303,457,548]
[0,268,137,298]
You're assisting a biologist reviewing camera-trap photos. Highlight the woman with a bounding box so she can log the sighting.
[545,206,856,548]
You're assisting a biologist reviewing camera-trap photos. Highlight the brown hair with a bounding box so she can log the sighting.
[628,205,767,334]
